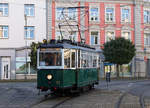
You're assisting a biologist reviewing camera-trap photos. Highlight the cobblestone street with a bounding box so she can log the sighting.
[0,80,150,108]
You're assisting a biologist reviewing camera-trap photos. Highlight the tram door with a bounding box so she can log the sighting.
[1,57,10,79]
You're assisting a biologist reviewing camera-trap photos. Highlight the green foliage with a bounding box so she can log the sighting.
[30,42,42,69]
[103,37,136,65]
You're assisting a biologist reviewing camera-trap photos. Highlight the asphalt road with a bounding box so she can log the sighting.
[0,80,150,108]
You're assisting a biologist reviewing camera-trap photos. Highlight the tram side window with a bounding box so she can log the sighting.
[86,54,89,67]
[98,56,101,67]
[93,55,97,67]
[89,53,93,68]
[64,49,71,68]
[39,52,62,66]
[71,50,76,68]
[81,51,87,68]
[78,50,80,68]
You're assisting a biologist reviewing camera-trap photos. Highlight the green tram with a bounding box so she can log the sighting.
[37,40,101,95]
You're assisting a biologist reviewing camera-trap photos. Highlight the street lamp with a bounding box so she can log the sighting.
[24,14,27,80]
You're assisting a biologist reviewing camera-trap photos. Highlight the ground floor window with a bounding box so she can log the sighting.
[104,63,116,77]
[16,57,36,74]
[104,63,132,77]
[120,64,132,77]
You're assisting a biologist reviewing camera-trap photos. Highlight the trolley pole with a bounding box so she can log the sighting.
[24,14,27,80]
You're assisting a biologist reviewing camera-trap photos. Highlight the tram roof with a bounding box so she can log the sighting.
[39,40,102,53]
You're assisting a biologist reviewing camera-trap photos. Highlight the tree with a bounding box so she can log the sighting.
[30,42,42,70]
[102,37,136,78]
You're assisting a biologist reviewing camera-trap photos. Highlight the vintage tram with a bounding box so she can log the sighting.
[37,40,101,95]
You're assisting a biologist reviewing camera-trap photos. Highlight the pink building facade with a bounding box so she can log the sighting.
[47,0,150,78]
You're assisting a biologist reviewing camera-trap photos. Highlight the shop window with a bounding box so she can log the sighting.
[16,57,36,74]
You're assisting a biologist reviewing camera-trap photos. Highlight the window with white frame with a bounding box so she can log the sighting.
[0,3,8,16]
[122,31,131,40]
[144,10,150,24]
[144,33,150,46]
[0,26,8,38]
[90,31,98,45]
[24,26,34,39]
[90,8,99,21]
[121,8,130,22]
[106,31,115,42]
[106,8,114,22]
[24,4,34,16]
[69,31,77,41]
[56,31,64,40]
[68,8,76,20]
[56,7,64,20]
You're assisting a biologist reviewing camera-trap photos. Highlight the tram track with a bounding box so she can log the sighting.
[30,95,74,108]
[115,89,146,108]
[30,89,93,108]
[115,91,127,108]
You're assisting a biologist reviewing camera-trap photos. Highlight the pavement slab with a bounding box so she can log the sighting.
[119,93,141,108]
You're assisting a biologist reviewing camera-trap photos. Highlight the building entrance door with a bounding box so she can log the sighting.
[1,57,10,79]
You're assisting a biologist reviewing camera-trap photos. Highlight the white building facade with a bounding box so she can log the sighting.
[0,0,46,79]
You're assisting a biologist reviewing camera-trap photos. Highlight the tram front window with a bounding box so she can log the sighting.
[39,52,62,66]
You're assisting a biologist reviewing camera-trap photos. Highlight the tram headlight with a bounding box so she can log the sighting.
[47,74,52,80]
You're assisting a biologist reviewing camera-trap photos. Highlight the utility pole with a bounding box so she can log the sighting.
[24,14,27,80]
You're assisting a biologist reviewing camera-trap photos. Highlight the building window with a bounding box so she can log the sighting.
[24,26,34,39]
[56,31,65,40]
[68,8,76,20]
[0,26,8,38]
[106,31,115,42]
[90,31,98,45]
[90,8,99,21]
[144,10,150,24]
[69,31,77,41]
[144,33,150,46]
[56,7,64,20]
[121,8,130,22]
[0,3,8,16]
[24,4,34,16]
[122,31,131,40]
[106,8,114,22]
[16,57,35,74]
